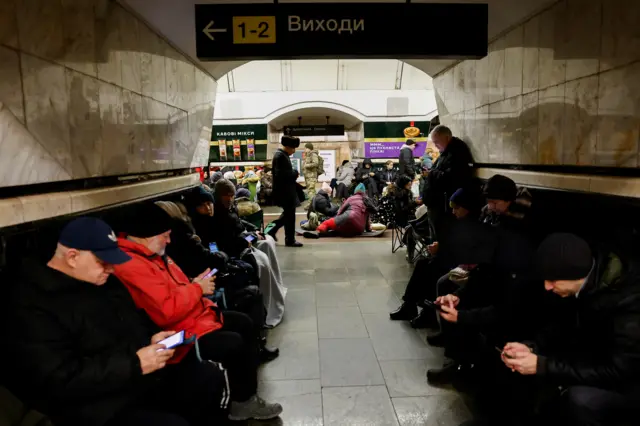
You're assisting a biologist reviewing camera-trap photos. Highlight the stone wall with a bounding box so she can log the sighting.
[434,0,640,168]
[0,0,216,188]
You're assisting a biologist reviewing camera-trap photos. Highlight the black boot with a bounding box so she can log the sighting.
[410,309,438,329]
[259,337,279,363]
[286,241,304,247]
[389,302,418,321]
[426,331,447,347]
[426,361,461,386]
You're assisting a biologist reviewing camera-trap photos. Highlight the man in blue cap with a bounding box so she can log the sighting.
[7,217,228,426]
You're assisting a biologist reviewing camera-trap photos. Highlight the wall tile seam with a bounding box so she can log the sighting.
[11,49,201,116]
[431,0,565,79]
[448,57,640,115]
[114,1,218,83]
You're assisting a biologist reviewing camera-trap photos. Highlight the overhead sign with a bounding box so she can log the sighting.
[283,125,345,137]
[195,3,488,61]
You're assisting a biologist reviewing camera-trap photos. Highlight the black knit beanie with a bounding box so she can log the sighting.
[127,203,173,238]
[281,135,300,148]
[535,233,593,281]
[484,174,517,201]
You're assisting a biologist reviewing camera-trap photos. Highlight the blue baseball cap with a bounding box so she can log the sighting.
[58,217,131,265]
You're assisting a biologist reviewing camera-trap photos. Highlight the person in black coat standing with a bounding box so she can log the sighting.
[398,139,417,180]
[267,135,303,247]
[425,125,474,239]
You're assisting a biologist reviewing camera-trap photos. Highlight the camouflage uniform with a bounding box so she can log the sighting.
[302,150,320,202]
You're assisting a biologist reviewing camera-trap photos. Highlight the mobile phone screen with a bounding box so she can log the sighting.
[157,330,185,351]
[423,300,442,311]
[203,268,218,279]
[209,242,218,253]
[245,235,256,243]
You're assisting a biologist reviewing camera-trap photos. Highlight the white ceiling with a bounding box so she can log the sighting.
[268,107,363,128]
[121,0,555,80]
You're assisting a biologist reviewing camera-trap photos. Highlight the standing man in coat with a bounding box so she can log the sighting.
[398,139,417,180]
[267,135,303,247]
[302,143,321,205]
[424,125,474,239]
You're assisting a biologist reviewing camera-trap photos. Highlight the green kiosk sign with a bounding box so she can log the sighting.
[210,124,268,162]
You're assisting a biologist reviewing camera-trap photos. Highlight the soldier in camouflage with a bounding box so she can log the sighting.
[302,143,320,204]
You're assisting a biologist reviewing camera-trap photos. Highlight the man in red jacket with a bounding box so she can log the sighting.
[113,203,283,422]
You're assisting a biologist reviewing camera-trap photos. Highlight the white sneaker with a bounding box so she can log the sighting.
[228,395,283,421]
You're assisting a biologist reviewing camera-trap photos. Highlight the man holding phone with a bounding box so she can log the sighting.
[114,203,283,421]
[8,217,227,426]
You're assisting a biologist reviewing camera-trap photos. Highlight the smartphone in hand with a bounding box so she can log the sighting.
[202,268,218,279]
[423,299,443,312]
[157,330,186,351]
[245,234,256,243]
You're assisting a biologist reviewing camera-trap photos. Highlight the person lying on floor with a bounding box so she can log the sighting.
[113,203,283,422]
[305,183,377,238]
[302,183,339,231]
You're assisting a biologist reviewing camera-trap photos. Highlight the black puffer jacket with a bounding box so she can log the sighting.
[535,247,640,395]
[308,192,339,218]
[6,260,160,426]
[164,218,228,279]
[398,146,416,179]
[192,201,258,258]
[424,137,474,210]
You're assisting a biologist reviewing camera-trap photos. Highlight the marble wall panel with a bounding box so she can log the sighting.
[0,46,25,123]
[188,109,213,168]
[488,96,522,163]
[61,0,97,77]
[21,53,72,173]
[143,97,171,171]
[140,24,168,104]
[450,64,464,115]
[16,0,65,63]
[0,0,18,48]
[96,4,123,87]
[98,81,125,175]
[504,27,524,100]
[521,91,539,164]
[564,0,601,81]
[538,2,567,90]
[596,62,640,167]
[169,108,191,169]
[563,75,598,165]
[462,60,477,112]
[537,83,566,164]
[119,10,142,95]
[488,37,506,104]
[432,75,447,116]
[178,61,197,112]
[0,104,71,187]
[165,46,181,109]
[67,69,102,178]
[600,0,640,71]
[121,89,147,173]
[474,105,490,162]
[522,15,540,94]
[475,54,490,108]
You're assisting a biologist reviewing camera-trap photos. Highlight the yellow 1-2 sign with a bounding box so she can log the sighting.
[232,16,276,44]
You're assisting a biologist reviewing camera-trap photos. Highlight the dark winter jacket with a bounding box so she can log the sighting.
[193,202,257,258]
[398,145,416,179]
[271,148,298,207]
[308,192,339,219]
[7,260,160,426]
[164,218,227,279]
[480,186,534,235]
[424,137,474,211]
[378,169,398,185]
[355,159,379,198]
[333,192,377,236]
[534,247,640,395]
[386,182,415,225]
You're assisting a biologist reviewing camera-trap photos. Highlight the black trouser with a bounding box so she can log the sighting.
[335,183,349,199]
[196,311,259,402]
[402,257,450,304]
[563,386,637,426]
[271,205,296,244]
[106,351,228,426]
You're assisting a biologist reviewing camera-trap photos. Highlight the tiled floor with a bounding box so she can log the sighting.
[253,238,472,426]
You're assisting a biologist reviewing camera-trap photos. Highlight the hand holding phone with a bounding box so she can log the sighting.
[423,299,442,312]
[245,234,256,243]
[203,268,218,279]
[157,330,186,350]
[194,269,216,295]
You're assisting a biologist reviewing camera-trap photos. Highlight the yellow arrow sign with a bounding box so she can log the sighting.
[203,21,227,40]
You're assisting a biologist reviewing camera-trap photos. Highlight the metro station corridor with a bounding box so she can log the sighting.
[256,234,471,426]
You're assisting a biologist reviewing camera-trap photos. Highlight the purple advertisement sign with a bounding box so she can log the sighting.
[364,142,427,159]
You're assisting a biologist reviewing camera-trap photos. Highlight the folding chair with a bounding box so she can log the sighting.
[407,216,437,263]
[390,219,407,253]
